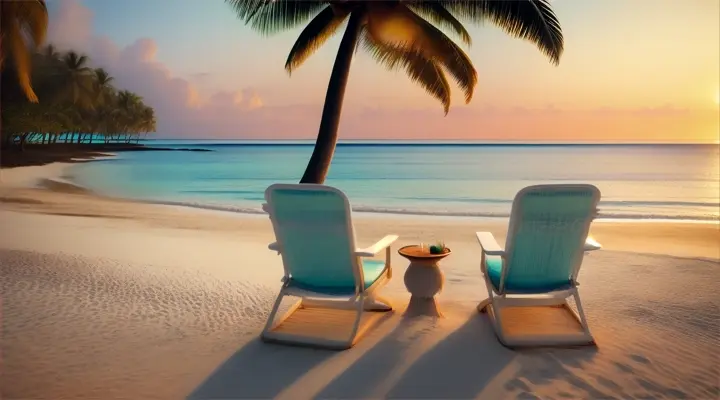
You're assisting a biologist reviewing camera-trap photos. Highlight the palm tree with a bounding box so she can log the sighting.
[0,0,49,102]
[42,43,60,59]
[115,90,143,137]
[139,107,157,133]
[57,51,95,109]
[227,0,563,183]
[1,44,157,148]
[92,68,115,104]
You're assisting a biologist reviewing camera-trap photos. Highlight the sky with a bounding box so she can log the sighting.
[45,0,720,143]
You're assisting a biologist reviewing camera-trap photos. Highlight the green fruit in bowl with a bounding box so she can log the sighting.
[429,242,448,254]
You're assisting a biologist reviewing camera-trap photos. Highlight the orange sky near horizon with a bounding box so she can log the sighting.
[50,0,720,143]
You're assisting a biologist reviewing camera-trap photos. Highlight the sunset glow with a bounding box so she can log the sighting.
[47,0,720,143]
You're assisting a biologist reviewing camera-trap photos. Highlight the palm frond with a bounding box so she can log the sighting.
[363,32,451,114]
[285,6,349,73]
[0,0,48,102]
[225,0,326,35]
[43,44,58,58]
[407,1,472,45]
[94,68,114,85]
[6,18,38,102]
[16,0,48,49]
[441,0,563,64]
[63,51,92,73]
[400,9,477,103]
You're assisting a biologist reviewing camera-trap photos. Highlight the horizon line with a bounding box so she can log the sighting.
[145,139,720,146]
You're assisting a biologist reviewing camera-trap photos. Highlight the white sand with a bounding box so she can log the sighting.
[1,163,718,399]
[0,162,75,187]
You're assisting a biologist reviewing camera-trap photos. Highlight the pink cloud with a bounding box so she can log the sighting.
[44,0,718,143]
[45,0,275,137]
[346,105,719,142]
[46,0,92,49]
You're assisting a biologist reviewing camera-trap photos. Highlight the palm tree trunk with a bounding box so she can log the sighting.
[20,133,30,152]
[299,11,364,184]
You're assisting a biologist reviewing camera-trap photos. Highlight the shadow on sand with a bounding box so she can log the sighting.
[189,311,601,399]
[187,338,336,399]
[316,314,516,399]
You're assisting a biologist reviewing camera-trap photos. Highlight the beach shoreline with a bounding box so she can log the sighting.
[29,142,719,223]
[4,157,719,223]
[2,160,717,260]
[1,161,719,399]
[0,143,212,169]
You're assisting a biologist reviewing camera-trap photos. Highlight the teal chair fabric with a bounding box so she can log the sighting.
[267,187,384,294]
[495,186,599,294]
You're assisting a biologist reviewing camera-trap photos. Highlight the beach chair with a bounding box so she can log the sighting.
[261,183,397,350]
[476,184,602,347]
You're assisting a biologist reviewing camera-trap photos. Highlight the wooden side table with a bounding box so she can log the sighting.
[398,245,451,318]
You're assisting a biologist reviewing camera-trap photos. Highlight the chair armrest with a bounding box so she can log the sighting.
[584,236,602,251]
[268,242,281,254]
[355,235,399,257]
[475,232,505,256]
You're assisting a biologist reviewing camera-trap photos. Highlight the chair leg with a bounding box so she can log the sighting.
[571,289,595,343]
[261,287,287,336]
[345,296,366,347]
[477,297,491,313]
[477,273,513,346]
[477,270,496,314]
[485,298,511,346]
[364,293,393,312]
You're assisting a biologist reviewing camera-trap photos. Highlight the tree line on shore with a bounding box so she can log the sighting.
[1,44,156,150]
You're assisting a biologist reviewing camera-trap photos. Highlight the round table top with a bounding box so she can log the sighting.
[398,245,451,261]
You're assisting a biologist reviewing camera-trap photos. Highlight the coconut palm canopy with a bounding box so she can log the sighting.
[227,0,563,183]
[0,0,49,102]
[1,46,156,148]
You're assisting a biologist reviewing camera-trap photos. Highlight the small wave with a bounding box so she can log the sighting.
[383,198,720,207]
[178,189,266,200]
[137,199,268,215]
[131,199,720,223]
[59,175,719,223]
[392,196,512,204]
[601,200,720,208]
[37,178,92,195]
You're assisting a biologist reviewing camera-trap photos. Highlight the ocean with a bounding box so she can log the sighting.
[67,141,720,222]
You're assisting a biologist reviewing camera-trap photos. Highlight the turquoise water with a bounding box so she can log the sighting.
[68,141,720,221]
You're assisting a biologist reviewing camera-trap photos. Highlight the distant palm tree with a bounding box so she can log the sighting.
[43,43,60,59]
[116,90,144,134]
[138,106,157,140]
[227,0,563,183]
[117,90,142,112]
[92,68,115,104]
[2,44,157,147]
[0,0,49,102]
[58,51,95,108]
[85,68,115,137]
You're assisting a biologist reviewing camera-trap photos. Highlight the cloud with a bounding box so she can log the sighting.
[46,0,92,49]
[45,0,272,137]
[43,0,718,143]
[345,104,719,142]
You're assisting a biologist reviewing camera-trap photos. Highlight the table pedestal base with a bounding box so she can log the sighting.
[405,296,444,318]
[402,259,445,318]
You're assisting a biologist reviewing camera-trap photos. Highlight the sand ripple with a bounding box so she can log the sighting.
[1,249,276,399]
[1,248,719,399]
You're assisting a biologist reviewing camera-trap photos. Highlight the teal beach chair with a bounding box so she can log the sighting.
[476,184,602,347]
[261,184,397,349]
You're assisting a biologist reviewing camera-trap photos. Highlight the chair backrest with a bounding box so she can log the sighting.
[501,184,601,292]
[264,184,363,291]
